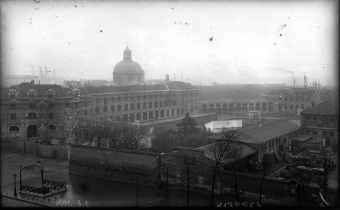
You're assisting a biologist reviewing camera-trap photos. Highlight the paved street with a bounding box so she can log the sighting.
[1,151,291,207]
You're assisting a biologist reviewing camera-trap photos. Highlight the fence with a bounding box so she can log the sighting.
[1,139,69,161]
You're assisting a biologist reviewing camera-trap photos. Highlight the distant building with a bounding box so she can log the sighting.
[205,120,242,133]
[206,118,304,163]
[112,47,145,85]
[2,75,38,87]
[300,100,339,148]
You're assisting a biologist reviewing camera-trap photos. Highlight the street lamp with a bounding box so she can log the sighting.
[37,161,44,185]
[13,174,17,197]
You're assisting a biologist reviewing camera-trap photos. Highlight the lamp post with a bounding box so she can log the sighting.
[19,164,22,190]
[13,174,17,197]
[37,161,44,185]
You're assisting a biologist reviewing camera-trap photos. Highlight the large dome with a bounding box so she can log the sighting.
[113,60,144,74]
[113,47,144,74]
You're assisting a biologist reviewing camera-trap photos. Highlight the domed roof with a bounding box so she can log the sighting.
[113,60,144,74]
[113,47,144,74]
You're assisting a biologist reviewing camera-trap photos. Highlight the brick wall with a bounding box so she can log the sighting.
[69,145,161,186]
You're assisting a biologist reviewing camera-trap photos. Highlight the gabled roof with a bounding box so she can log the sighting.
[207,118,301,145]
[300,101,339,116]
[197,142,256,165]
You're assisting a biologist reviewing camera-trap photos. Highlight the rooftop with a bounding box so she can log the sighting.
[300,101,339,115]
[197,142,256,165]
[207,118,301,145]
[293,134,313,142]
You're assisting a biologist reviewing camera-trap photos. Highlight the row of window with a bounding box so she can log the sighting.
[92,101,179,114]
[260,131,300,150]
[306,115,335,121]
[279,96,310,102]
[9,112,54,120]
[8,124,57,132]
[306,129,334,137]
[95,93,198,104]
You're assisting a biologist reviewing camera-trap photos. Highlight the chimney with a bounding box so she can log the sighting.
[45,66,48,77]
[39,66,42,78]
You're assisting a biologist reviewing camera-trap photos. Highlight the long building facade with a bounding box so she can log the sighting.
[1,81,199,141]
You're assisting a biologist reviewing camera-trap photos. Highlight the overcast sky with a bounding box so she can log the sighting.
[1,0,338,86]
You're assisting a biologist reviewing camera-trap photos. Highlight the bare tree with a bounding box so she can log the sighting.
[204,129,242,207]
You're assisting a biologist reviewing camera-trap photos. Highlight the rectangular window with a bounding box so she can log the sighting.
[11,104,16,109]
[137,103,140,110]
[11,113,16,120]
[172,109,174,116]
[124,104,128,111]
[103,106,107,112]
[111,105,114,112]
[312,130,317,135]
[149,102,152,108]
[322,131,327,136]
[143,102,146,109]
[95,107,100,113]
[184,156,196,166]
[154,101,157,108]
[160,101,163,107]
[49,113,54,119]
[118,105,121,111]
[131,104,135,110]
[329,132,334,137]
[30,104,36,109]
[306,130,311,134]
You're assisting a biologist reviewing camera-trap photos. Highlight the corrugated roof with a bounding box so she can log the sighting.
[301,101,339,115]
[207,118,301,145]
[197,142,256,165]
[293,134,313,142]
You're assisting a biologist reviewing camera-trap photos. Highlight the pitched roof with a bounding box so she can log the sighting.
[293,134,313,142]
[207,118,301,145]
[197,142,256,165]
[300,101,339,115]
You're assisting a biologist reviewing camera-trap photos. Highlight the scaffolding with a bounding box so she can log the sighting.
[64,88,81,144]
[312,80,323,106]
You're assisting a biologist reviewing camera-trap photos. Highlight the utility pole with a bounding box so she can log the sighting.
[136,176,139,207]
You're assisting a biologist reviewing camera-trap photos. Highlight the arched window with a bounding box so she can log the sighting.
[48,125,57,131]
[9,125,19,132]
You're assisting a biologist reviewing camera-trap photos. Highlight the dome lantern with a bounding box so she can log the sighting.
[123,46,132,60]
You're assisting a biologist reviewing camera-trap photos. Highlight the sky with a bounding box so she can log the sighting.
[1,0,338,86]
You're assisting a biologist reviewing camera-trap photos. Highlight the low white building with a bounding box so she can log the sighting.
[205,120,242,133]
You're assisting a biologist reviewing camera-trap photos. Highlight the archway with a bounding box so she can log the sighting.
[229,104,235,112]
[249,103,254,111]
[236,103,241,111]
[222,104,228,113]
[209,104,214,113]
[27,125,38,138]
[216,103,221,114]
[255,103,260,111]
[202,104,208,113]
[242,103,248,111]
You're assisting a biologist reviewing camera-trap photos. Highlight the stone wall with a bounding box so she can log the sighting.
[1,140,69,161]
[69,145,161,186]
